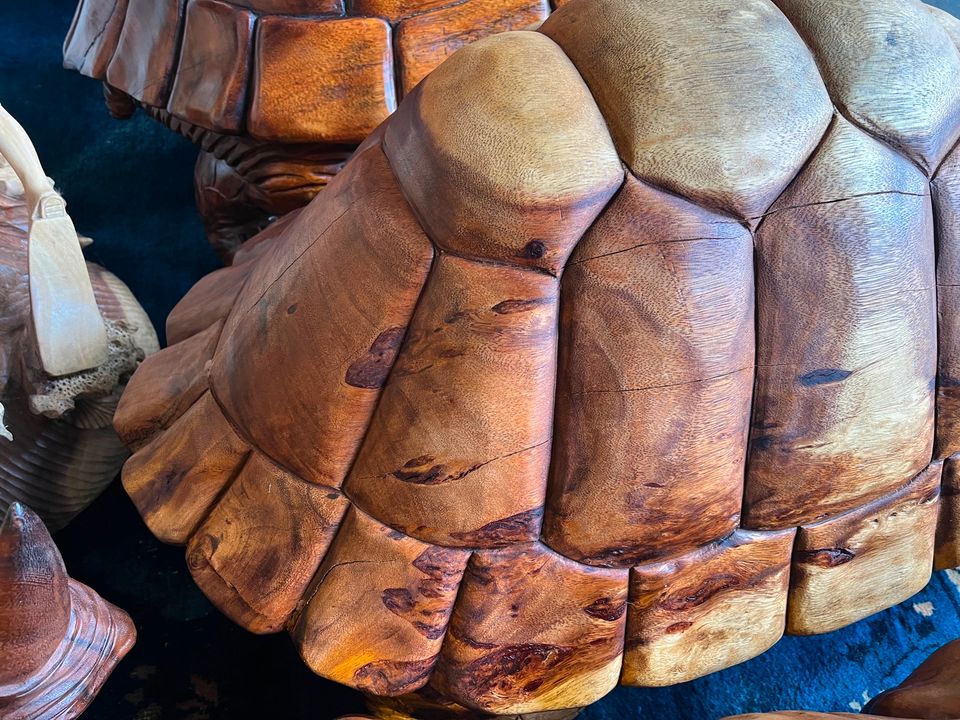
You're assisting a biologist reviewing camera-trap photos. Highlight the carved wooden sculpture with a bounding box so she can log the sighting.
[0,502,136,719]
[0,110,159,530]
[113,0,960,716]
[62,0,552,259]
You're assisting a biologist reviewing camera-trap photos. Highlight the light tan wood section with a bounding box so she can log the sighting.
[540,0,833,221]
[787,462,941,635]
[63,0,129,77]
[936,454,960,570]
[208,142,434,487]
[187,452,349,633]
[622,528,795,687]
[745,117,936,530]
[122,391,250,544]
[383,31,622,276]
[932,143,960,459]
[432,543,627,714]
[292,507,468,695]
[167,0,255,133]
[544,174,753,568]
[114,319,222,450]
[345,253,557,548]
[395,0,550,94]
[773,0,960,173]
[105,0,185,107]
[248,15,395,143]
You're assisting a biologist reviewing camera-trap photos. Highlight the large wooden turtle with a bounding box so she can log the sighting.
[62,0,552,258]
[114,0,960,716]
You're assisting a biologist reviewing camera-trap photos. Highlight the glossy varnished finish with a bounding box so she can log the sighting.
[112,1,960,716]
[0,503,135,719]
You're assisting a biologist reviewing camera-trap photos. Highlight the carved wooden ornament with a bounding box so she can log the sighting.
[0,503,135,719]
[114,0,960,716]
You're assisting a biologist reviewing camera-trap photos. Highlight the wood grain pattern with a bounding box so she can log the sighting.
[432,543,627,714]
[208,141,434,487]
[105,0,185,107]
[935,454,960,570]
[383,31,622,276]
[774,0,960,173]
[544,174,754,568]
[932,142,960,459]
[167,0,255,133]
[345,253,557,548]
[0,503,135,720]
[248,15,395,144]
[395,0,550,94]
[787,462,941,635]
[865,638,960,720]
[541,0,833,221]
[187,451,349,633]
[122,391,250,544]
[623,529,795,687]
[63,0,129,77]
[745,117,936,530]
[292,507,468,695]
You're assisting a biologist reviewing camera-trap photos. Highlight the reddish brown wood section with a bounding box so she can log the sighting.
[208,142,434,487]
[932,143,960,458]
[745,118,936,530]
[395,0,550,94]
[63,0,129,77]
[122,391,250,544]
[623,529,795,687]
[167,0,255,133]
[292,507,468,695]
[248,15,395,144]
[187,452,349,633]
[433,543,627,714]
[866,638,960,720]
[936,454,960,570]
[787,463,941,635]
[544,175,754,568]
[105,0,186,107]
[346,254,557,548]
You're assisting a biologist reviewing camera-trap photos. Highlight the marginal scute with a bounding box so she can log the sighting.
[432,542,627,714]
[544,175,754,567]
[745,116,936,529]
[62,0,129,77]
[540,0,833,221]
[623,528,795,687]
[292,507,468,695]
[345,253,557,548]
[787,462,941,635]
[774,0,960,173]
[383,30,623,275]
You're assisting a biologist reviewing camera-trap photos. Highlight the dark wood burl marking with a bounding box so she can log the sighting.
[745,117,936,530]
[788,462,942,635]
[345,327,407,389]
[292,508,468,695]
[623,528,794,686]
[432,543,626,714]
[345,254,556,548]
[544,174,754,568]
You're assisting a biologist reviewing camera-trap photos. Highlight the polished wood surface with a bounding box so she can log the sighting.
[0,502,135,719]
[113,0,960,716]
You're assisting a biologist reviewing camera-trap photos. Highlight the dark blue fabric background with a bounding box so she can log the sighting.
[3,2,960,718]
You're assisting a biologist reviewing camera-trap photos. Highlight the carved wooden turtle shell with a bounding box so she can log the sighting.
[0,164,158,531]
[115,0,960,715]
[62,0,551,144]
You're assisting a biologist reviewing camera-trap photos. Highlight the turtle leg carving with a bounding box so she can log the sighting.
[102,82,136,120]
[195,142,351,261]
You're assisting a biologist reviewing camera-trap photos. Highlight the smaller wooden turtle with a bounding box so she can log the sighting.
[0,502,136,719]
[0,105,158,530]
[63,0,553,259]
